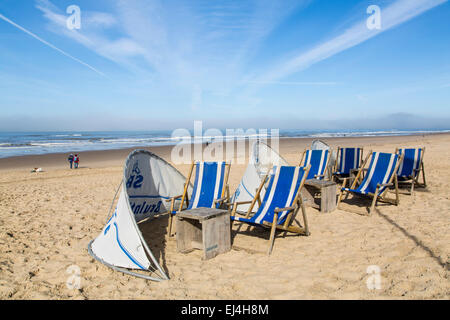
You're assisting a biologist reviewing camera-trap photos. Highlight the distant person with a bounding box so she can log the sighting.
[68,153,74,169]
[74,154,80,169]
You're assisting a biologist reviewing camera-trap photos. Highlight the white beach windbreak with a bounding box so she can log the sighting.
[231,141,289,213]
[89,150,190,280]
[311,139,337,176]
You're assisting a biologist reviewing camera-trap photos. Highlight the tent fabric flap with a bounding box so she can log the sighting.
[90,185,151,270]
[231,141,289,212]
[89,149,189,281]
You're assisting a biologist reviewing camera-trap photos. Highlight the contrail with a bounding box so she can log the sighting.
[252,0,447,87]
[0,13,105,77]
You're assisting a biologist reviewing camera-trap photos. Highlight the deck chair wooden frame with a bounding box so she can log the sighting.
[166,161,231,236]
[299,149,332,180]
[227,165,311,255]
[337,151,404,216]
[395,147,427,195]
[332,147,364,184]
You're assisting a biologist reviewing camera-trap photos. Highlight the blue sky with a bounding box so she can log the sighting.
[0,0,449,131]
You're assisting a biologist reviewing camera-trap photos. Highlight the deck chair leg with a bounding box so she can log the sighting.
[337,179,347,209]
[369,196,377,215]
[230,203,237,228]
[422,163,427,187]
[369,187,379,215]
[168,214,174,237]
[394,175,400,205]
[168,198,176,237]
[337,190,345,209]
[299,197,309,236]
[267,213,278,255]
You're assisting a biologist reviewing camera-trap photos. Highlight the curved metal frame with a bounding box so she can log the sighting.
[251,139,288,177]
[88,240,165,281]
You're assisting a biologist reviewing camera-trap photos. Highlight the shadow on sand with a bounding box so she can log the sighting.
[138,214,171,277]
[376,209,449,271]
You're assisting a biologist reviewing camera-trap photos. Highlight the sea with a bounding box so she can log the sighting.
[0,129,448,159]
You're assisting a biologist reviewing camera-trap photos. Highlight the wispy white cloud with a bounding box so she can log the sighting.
[36,0,145,68]
[251,0,448,87]
[83,11,117,29]
[0,13,105,76]
[35,0,310,107]
[31,0,447,115]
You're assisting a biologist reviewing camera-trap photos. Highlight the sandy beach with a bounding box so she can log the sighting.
[0,133,449,300]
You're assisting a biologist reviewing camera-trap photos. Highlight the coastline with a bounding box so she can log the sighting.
[1,131,448,172]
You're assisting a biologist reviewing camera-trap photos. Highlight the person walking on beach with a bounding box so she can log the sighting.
[74,154,80,169]
[68,153,74,169]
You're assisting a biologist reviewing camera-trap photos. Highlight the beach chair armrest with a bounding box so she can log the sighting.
[213,197,229,209]
[314,174,325,179]
[223,200,253,208]
[377,183,393,188]
[232,200,253,206]
[274,206,296,213]
[165,194,183,202]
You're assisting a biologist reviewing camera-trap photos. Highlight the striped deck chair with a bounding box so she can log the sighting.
[299,149,331,180]
[332,147,363,182]
[167,161,231,236]
[229,165,311,255]
[337,151,404,215]
[395,147,426,194]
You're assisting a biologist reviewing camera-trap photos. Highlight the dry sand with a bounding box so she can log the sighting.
[0,134,449,299]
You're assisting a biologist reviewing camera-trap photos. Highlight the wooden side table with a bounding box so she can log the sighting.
[301,179,337,213]
[176,208,231,260]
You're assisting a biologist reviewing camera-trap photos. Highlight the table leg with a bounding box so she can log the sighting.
[321,185,337,213]
[202,215,231,260]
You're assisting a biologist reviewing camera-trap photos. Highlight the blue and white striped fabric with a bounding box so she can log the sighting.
[232,166,307,226]
[342,152,399,195]
[188,161,227,209]
[302,149,329,180]
[397,148,423,181]
[335,148,362,176]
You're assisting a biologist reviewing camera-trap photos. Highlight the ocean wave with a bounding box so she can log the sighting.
[0,142,34,147]
[0,129,449,159]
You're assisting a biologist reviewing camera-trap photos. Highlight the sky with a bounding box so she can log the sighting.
[0,0,449,131]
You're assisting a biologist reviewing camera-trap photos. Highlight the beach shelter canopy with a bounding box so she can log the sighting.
[311,139,337,178]
[88,150,190,281]
[230,140,289,212]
